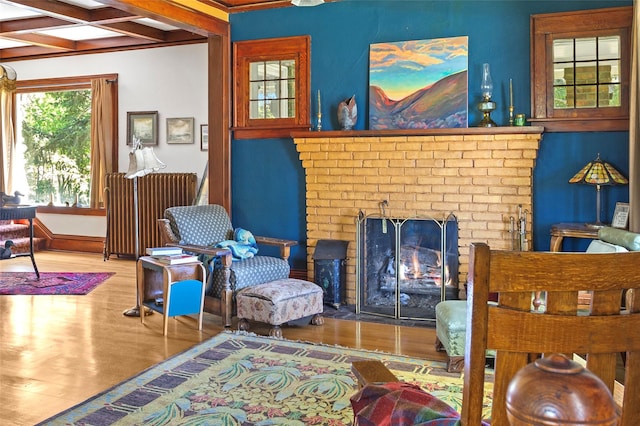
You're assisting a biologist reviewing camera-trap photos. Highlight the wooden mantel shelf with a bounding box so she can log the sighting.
[291,126,544,139]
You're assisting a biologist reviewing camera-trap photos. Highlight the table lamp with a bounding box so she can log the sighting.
[569,153,628,228]
[122,137,166,317]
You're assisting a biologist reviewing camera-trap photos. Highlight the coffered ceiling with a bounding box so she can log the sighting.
[0,0,297,61]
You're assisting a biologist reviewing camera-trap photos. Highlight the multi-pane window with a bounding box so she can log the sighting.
[530,6,631,132]
[249,60,296,120]
[233,36,310,139]
[13,74,117,209]
[552,36,621,110]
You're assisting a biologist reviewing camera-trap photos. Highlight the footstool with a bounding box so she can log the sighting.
[435,300,467,373]
[435,300,495,373]
[237,278,324,338]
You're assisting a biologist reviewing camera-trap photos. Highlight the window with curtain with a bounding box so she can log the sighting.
[12,74,117,209]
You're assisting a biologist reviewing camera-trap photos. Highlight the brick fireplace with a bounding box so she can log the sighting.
[292,127,543,305]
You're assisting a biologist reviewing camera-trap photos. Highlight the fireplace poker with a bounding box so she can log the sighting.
[509,216,517,251]
[509,206,529,251]
[380,200,388,234]
[520,209,529,251]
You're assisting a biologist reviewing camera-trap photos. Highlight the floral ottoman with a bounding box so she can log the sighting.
[237,278,324,338]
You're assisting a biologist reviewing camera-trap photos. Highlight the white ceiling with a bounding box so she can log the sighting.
[0,0,325,61]
[0,0,208,60]
[0,0,181,49]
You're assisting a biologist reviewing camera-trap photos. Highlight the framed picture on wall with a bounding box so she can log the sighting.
[612,202,630,229]
[127,111,158,145]
[166,117,194,144]
[201,124,208,151]
[368,36,469,130]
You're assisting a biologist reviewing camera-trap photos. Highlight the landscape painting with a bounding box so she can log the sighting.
[369,36,468,129]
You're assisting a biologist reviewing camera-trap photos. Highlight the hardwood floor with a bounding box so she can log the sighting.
[0,251,443,425]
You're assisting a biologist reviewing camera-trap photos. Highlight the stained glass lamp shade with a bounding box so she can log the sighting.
[569,154,628,228]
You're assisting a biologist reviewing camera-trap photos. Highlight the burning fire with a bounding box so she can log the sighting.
[397,249,452,287]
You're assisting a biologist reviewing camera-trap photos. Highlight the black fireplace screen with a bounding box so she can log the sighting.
[356,213,459,321]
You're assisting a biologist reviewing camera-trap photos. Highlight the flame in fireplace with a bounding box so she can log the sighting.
[397,247,445,284]
[412,251,421,278]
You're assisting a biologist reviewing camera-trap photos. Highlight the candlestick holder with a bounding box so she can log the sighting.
[316,89,322,131]
[509,78,514,126]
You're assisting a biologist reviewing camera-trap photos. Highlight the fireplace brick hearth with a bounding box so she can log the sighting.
[292,128,543,304]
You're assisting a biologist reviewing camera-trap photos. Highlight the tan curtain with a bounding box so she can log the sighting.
[0,66,17,194]
[631,0,640,233]
[89,78,115,208]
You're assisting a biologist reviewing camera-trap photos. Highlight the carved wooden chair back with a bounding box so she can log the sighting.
[461,242,640,426]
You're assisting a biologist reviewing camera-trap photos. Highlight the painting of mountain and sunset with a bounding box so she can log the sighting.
[369,36,468,130]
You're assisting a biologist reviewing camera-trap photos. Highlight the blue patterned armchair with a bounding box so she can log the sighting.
[157,204,297,327]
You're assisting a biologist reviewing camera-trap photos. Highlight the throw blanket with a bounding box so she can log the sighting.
[350,382,491,426]
[215,228,258,260]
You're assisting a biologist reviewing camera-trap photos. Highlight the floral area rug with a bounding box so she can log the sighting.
[0,272,114,295]
[38,331,493,425]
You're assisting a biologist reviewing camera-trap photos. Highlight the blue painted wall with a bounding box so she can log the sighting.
[229,0,632,267]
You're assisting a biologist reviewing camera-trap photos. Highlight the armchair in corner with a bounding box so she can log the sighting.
[157,204,298,327]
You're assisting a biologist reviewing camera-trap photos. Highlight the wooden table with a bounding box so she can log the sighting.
[533,222,601,310]
[0,205,39,278]
[549,222,599,252]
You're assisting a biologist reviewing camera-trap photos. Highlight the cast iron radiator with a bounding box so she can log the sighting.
[103,172,197,260]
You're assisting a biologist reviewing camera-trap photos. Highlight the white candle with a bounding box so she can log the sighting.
[317,89,321,113]
[509,79,513,107]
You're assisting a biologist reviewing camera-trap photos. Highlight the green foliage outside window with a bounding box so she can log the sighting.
[554,86,568,108]
[20,90,91,205]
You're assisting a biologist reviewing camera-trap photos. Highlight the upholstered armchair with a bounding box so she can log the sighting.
[157,204,297,327]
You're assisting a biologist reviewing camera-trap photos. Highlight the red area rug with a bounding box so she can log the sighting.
[0,272,114,295]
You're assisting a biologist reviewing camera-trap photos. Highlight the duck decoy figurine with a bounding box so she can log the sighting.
[0,240,15,259]
[1,191,24,206]
[337,95,358,130]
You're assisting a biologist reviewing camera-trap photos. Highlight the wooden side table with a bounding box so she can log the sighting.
[549,223,599,252]
[533,223,600,310]
[0,206,39,278]
[137,256,206,335]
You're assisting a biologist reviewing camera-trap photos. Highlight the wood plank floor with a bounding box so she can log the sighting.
[0,251,444,425]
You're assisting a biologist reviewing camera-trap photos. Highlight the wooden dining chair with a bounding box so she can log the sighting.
[462,242,640,426]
